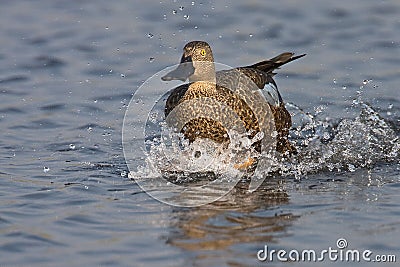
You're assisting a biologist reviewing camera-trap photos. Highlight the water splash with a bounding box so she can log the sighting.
[129,86,399,183]
[135,126,262,184]
[281,90,399,178]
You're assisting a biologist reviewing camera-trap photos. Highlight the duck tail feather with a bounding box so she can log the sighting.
[249,53,306,73]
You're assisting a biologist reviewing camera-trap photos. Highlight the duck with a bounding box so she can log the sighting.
[161,41,305,169]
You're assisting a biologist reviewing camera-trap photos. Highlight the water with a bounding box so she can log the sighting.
[1,0,399,266]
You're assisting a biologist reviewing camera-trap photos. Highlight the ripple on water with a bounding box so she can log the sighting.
[44,141,81,152]
[75,123,110,131]
[0,0,399,266]
[21,55,66,70]
[10,119,66,130]
[39,103,66,111]
[0,75,29,84]
[0,106,26,114]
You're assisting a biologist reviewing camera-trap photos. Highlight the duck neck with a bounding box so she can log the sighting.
[189,61,216,83]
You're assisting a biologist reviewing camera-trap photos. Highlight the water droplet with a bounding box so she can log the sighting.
[43,166,50,173]
[87,127,93,132]
[120,73,125,78]
[172,10,177,14]
[179,6,184,11]
[362,79,370,85]
[249,33,253,38]
[69,144,76,150]
[314,105,326,114]
[191,1,195,5]
[342,85,347,90]
[183,14,189,20]
[149,57,155,62]
[149,112,159,123]
[120,171,127,177]
[147,33,154,38]
[347,164,356,172]
[105,26,109,30]
[323,132,331,140]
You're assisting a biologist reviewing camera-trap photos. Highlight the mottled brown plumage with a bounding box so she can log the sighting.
[161,41,304,165]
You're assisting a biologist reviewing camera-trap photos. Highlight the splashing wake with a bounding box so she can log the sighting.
[130,88,399,182]
[282,101,399,178]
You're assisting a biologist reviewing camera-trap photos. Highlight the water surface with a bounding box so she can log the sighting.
[0,0,399,266]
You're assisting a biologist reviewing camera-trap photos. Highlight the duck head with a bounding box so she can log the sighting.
[162,41,216,82]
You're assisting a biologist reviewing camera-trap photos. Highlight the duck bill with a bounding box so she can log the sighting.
[161,54,195,81]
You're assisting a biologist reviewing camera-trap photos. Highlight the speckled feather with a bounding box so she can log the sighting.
[163,41,304,155]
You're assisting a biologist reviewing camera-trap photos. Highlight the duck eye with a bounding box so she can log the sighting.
[200,49,206,56]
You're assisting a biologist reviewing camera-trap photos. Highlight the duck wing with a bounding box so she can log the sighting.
[164,83,190,117]
[216,52,305,106]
